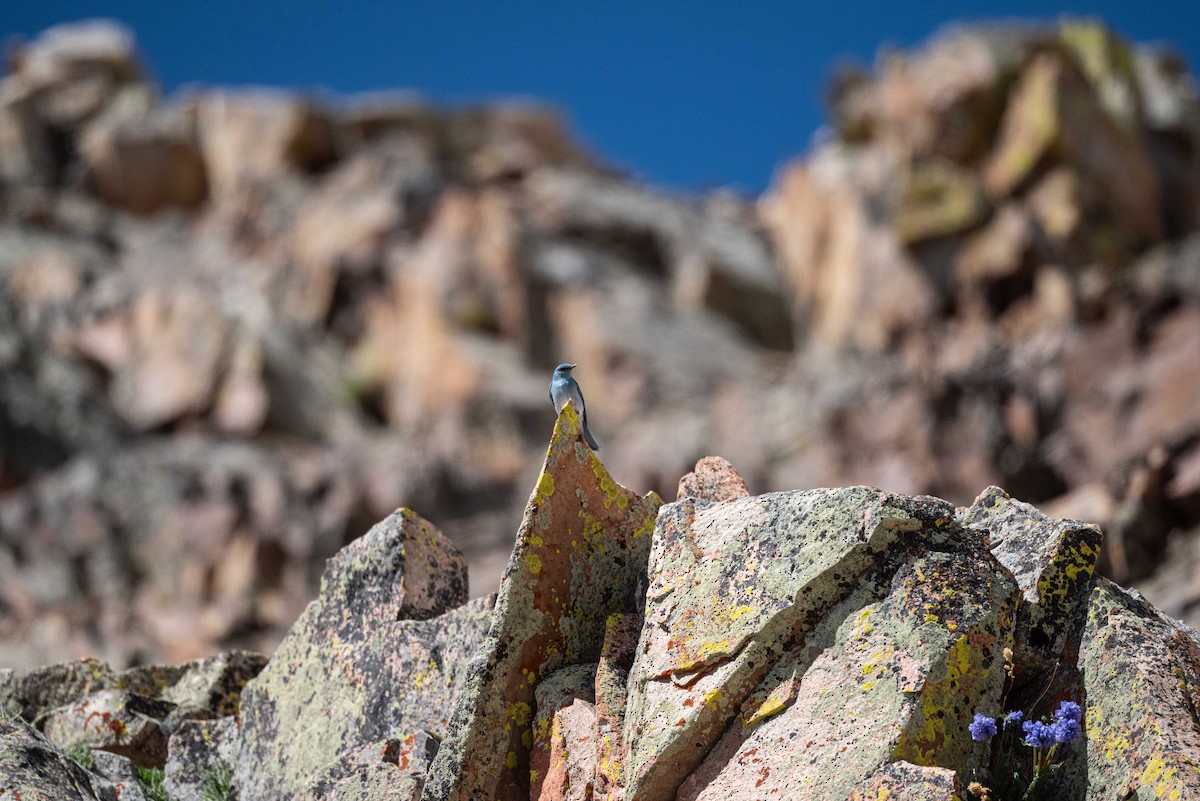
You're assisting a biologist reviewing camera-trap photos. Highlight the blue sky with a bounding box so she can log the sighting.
[7,2,1200,193]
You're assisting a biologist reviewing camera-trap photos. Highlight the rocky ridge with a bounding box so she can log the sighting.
[4,407,1200,800]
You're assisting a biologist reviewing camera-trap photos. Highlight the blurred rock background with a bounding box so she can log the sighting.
[2,18,1199,668]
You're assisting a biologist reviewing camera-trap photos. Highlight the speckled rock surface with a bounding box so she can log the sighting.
[593,612,641,801]
[1078,578,1200,799]
[235,507,489,800]
[632,487,1016,801]
[90,751,150,801]
[676,456,750,503]
[846,760,963,800]
[164,716,238,801]
[0,650,265,728]
[421,404,662,801]
[530,664,599,801]
[40,687,174,766]
[0,715,119,800]
[304,731,441,801]
[961,486,1102,668]
[0,650,264,769]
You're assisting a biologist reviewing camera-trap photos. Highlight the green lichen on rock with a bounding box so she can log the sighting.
[1077,578,1200,799]
[304,732,440,801]
[0,715,118,800]
[960,485,1101,668]
[624,484,1017,801]
[893,160,988,244]
[654,491,1016,801]
[164,717,238,801]
[235,508,489,800]
[421,404,661,801]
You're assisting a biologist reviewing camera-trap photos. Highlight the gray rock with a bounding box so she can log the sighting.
[0,715,119,800]
[91,751,150,801]
[41,688,174,766]
[960,485,1102,668]
[164,717,238,801]
[304,731,440,801]
[0,651,266,736]
[235,508,488,800]
[625,485,1016,801]
[1076,578,1200,798]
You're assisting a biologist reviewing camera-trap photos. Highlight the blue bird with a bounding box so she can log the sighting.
[549,363,600,450]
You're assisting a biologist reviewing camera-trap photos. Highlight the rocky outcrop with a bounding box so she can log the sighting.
[11,444,1200,799]
[0,439,365,666]
[422,404,661,801]
[235,508,490,799]
[625,487,1012,801]
[0,650,265,766]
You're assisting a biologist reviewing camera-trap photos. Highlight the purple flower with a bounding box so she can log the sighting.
[1052,717,1082,744]
[1005,710,1024,728]
[1023,719,1056,748]
[969,714,998,741]
[1055,701,1082,724]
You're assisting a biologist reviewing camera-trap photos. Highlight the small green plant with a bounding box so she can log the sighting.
[68,743,95,770]
[202,760,234,801]
[136,766,170,801]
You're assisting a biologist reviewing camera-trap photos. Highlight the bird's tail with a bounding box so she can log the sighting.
[582,423,600,451]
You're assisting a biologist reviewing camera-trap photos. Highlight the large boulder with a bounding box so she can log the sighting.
[627,485,1016,801]
[234,507,490,800]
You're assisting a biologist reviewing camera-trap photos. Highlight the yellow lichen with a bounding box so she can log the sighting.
[895,634,982,766]
[593,461,622,508]
[534,471,555,506]
[507,701,533,726]
[743,694,788,727]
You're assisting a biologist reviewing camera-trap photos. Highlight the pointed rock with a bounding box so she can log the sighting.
[235,508,489,800]
[421,404,662,801]
[961,486,1101,668]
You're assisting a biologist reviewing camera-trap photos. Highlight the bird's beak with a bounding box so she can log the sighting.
[568,363,577,369]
